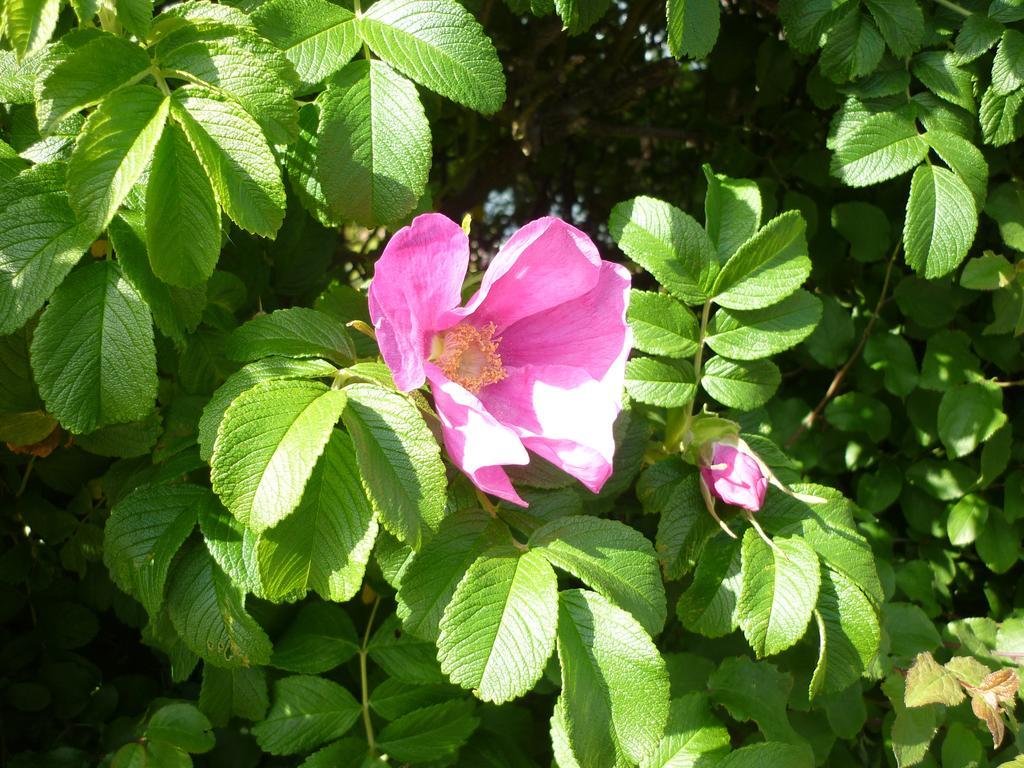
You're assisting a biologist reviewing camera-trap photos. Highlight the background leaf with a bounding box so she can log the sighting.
[30,260,156,433]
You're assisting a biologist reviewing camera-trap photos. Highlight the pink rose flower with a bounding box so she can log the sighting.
[368,213,631,506]
[699,442,768,512]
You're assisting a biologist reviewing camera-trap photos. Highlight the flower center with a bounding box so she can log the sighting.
[433,322,507,393]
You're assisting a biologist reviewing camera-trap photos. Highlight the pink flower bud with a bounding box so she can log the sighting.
[699,442,768,512]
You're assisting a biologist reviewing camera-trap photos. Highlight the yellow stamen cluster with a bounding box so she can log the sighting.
[434,322,507,393]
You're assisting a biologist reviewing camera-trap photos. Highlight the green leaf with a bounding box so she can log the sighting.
[146,703,214,754]
[0,140,27,182]
[737,531,820,657]
[155,26,298,144]
[79,412,160,456]
[36,33,151,133]
[170,84,286,238]
[992,29,1024,94]
[317,59,430,227]
[706,290,821,360]
[947,494,989,546]
[530,516,666,636]
[883,674,940,767]
[254,431,378,603]
[227,307,355,367]
[556,589,670,768]
[0,50,33,102]
[270,602,359,674]
[985,181,1024,250]
[819,9,885,83]
[167,543,273,668]
[919,330,978,391]
[960,252,1015,289]
[825,392,892,441]
[111,742,189,768]
[832,201,892,262]
[376,699,480,763]
[703,165,761,260]
[357,0,505,114]
[3,0,61,58]
[437,547,557,702]
[924,130,988,206]
[554,0,613,35]
[954,13,1004,63]
[760,485,884,605]
[108,212,206,346]
[145,121,221,287]
[777,0,838,53]
[990,0,1024,22]
[0,163,93,335]
[115,0,153,40]
[904,652,966,707]
[830,111,927,187]
[199,664,269,726]
[197,500,260,595]
[287,103,338,227]
[701,356,780,410]
[640,693,730,768]
[370,678,456,721]
[864,0,923,57]
[67,85,169,234]
[396,508,512,640]
[0,326,45,417]
[711,211,810,310]
[197,356,337,461]
[864,333,918,397]
[903,164,978,278]
[624,357,696,408]
[151,1,253,30]
[912,52,976,112]
[708,656,800,744]
[103,484,207,616]
[252,0,359,90]
[979,85,1024,146]
[975,507,1019,573]
[369,614,447,684]
[937,381,1007,458]
[809,568,880,697]
[627,290,699,358]
[676,534,742,637]
[31,260,156,433]
[907,458,975,501]
[341,384,447,548]
[210,379,348,532]
[717,743,814,768]
[252,675,361,755]
[666,0,720,59]
[609,196,717,305]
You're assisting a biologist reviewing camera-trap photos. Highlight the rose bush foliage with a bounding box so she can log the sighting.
[1,0,1023,766]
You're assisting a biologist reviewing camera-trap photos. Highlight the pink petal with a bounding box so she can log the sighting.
[425,364,530,506]
[368,214,469,391]
[479,364,623,493]
[498,262,631,381]
[703,444,768,512]
[463,218,603,331]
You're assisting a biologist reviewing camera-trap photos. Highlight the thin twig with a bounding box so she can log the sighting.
[16,456,36,497]
[359,595,382,756]
[785,244,901,448]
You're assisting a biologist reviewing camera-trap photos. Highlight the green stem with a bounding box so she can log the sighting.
[933,0,972,16]
[668,300,712,451]
[149,67,172,97]
[353,0,372,60]
[359,595,381,756]
[16,456,36,497]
